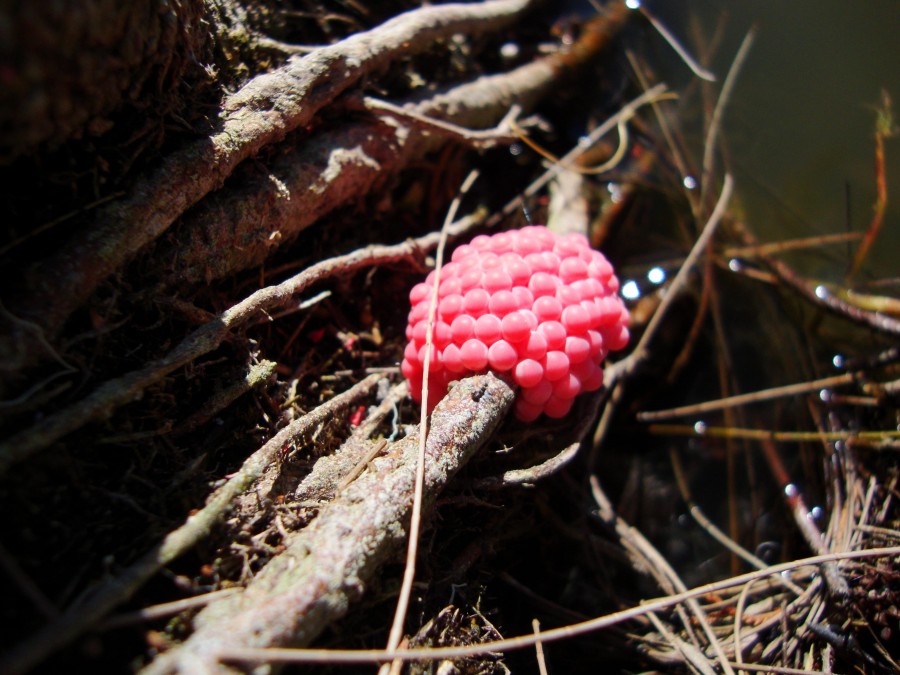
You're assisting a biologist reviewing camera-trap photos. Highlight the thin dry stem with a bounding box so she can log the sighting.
[699,28,755,203]
[637,372,859,421]
[211,546,900,666]
[384,170,481,673]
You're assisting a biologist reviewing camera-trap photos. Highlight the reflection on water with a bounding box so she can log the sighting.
[649,0,899,280]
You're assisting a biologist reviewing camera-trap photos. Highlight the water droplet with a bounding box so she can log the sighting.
[728,258,743,272]
[500,42,519,59]
[625,0,641,9]
[810,506,824,520]
[784,483,799,498]
[819,389,832,402]
[832,354,845,369]
[693,420,707,435]
[834,440,846,453]
[607,182,623,204]
[509,143,523,157]
[647,266,666,284]
[683,175,697,190]
[815,285,829,300]
[621,279,640,300]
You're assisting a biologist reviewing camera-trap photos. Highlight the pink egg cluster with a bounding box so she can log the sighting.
[401,226,630,421]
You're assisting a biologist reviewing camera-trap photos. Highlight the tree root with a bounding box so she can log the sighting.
[0,228,474,475]
[0,374,383,675]
[156,54,560,287]
[141,374,514,675]
[1,0,635,382]
[2,0,540,374]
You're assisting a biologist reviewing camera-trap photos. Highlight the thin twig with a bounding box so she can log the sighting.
[632,174,734,364]
[647,424,900,446]
[847,89,895,282]
[532,619,549,675]
[359,96,521,147]
[635,3,716,82]
[98,589,241,630]
[473,442,581,489]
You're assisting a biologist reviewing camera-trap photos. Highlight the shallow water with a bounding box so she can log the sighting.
[650,0,900,280]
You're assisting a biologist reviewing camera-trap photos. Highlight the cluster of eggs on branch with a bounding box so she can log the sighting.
[401,226,630,421]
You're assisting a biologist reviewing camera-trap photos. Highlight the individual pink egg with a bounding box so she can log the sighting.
[514,398,543,422]
[459,339,489,371]
[450,314,476,343]
[522,331,548,360]
[463,288,490,315]
[561,305,591,334]
[528,271,557,298]
[442,343,465,372]
[543,351,570,381]
[543,395,574,419]
[552,373,581,399]
[537,321,567,351]
[409,282,431,304]
[501,312,531,343]
[513,359,544,388]
[564,335,591,364]
[488,340,518,372]
[488,290,518,316]
[483,268,513,292]
[438,294,463,320]
[521,379,553,405]
[474,314,502,344]
[533,296,563,321]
